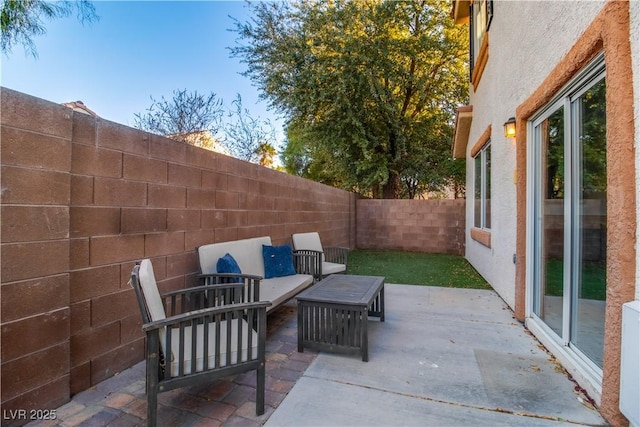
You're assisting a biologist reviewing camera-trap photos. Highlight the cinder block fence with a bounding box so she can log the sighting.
[357,199,465,254]
[0,88,464,420]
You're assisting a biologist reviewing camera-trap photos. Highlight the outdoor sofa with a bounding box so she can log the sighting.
[196,236,317,313]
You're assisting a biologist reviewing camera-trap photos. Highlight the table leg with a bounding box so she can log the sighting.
[297,301,304,353]
[361,308,368,362]
[380,284,385,322]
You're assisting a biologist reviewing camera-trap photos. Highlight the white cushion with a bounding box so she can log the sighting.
[323,261,346,275]
[292,232,325,262]
[261,274,314,310]
[292,233,347,274]
[198,236,272,277]
[138,259,169,351]
[138,259,166,322]
[168,318,257,377]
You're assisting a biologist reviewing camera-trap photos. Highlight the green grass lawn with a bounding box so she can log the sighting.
[346,249,491,289]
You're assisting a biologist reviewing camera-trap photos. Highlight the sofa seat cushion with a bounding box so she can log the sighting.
[323,261,346,275]
[261,274,314,311]
[168,318,257,377]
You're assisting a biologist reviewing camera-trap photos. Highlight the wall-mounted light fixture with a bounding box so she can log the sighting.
[503,117,516,138]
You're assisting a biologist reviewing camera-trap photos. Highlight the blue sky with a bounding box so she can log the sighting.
[1,0,285,143]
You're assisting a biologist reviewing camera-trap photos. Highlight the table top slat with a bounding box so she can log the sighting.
[296,275,384,306]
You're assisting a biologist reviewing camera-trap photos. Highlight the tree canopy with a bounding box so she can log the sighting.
[134,89,279,167]
[231,0,468,198]
[224,94,279,166]
[1,0,98,57]
[133,89,225,149]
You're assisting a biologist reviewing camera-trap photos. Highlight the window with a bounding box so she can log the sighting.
[473,142,491,231]
[469,0,493,87]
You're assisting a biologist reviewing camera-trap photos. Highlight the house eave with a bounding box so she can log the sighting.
[451,0,471,24]
[452,105,473,159]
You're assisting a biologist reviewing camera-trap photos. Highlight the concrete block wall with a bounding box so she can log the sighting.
[357,199,465,255]
[1,90,75,416]
[0,88,355,418]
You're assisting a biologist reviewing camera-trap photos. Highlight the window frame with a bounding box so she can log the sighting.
[469,0,493,88]
[471,125,492,248]
[473,142,491,231]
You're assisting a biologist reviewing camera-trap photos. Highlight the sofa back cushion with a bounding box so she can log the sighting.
[136,259,169,353]
[198,236,272,278]
[138,259,166,322]
[292,232,325,262]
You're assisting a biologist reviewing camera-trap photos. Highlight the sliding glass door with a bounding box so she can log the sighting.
[531,57,606,371]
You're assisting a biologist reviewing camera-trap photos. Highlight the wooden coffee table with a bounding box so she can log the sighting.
[296,274,385,362]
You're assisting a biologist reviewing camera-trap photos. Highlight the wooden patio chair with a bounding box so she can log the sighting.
[130,259,270,426]
[291,232,349,280]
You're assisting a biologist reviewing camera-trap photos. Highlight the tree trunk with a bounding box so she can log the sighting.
[381,173,401,199]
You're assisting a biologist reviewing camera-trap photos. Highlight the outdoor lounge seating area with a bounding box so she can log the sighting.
[131,233,348,426]
[127,234,359,425]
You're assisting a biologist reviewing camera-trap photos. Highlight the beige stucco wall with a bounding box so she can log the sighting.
[464,1,640,424]
[464,0,607,308]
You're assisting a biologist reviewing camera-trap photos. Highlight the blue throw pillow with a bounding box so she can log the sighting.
[262,244,296,279]
[217,253,242,282]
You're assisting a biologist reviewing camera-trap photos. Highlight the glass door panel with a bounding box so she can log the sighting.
[571,79,607,367]
[534,106,565,337]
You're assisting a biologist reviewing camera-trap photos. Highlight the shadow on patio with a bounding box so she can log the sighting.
[27,285,606,427]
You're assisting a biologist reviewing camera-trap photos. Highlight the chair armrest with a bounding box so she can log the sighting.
[198,273,262,303]
[293,250,322,281]
[142,301,272,333]
[162,283,245,298]
[324,246,349,267]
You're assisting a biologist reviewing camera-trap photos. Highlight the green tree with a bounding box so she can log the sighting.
[231,0,468,198]
[281,120,344,188]
[1,0,98,57]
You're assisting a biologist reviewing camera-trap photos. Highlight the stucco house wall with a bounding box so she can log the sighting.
[463,1,606,309]
[455,1,638,426]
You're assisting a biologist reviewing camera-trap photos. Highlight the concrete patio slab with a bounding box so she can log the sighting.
[25,285,605,427]
[266,376,587,427]
[266,285,605,427]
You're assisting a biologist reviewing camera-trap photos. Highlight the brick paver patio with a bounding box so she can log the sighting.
[27,301,315,427]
